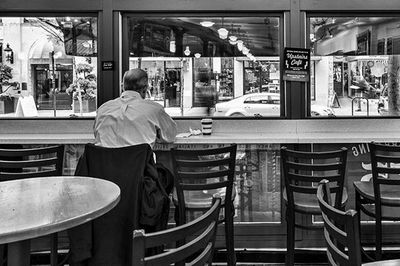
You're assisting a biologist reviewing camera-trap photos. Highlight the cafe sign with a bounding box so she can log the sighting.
[283,47,310,82]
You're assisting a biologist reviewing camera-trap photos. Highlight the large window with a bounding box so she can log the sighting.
[126,15,281,117]
[0,16,98,118]
[309,16,400,117]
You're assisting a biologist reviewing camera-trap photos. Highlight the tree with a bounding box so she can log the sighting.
[66,62,97,101]
[0,64,13,84]
[388,55,400,116]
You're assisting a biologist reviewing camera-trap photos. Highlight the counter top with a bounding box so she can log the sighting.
[0,118,399,144]
[175,132,299,144]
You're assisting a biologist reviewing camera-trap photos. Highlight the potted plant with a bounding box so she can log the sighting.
[66,63,97,113]
[0,63,18,114]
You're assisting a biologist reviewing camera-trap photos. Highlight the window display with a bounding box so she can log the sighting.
[126,16,281,117]
[309,16,400,117]
[0,16,98,118]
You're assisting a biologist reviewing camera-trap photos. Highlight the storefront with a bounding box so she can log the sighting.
[1,0,400,255]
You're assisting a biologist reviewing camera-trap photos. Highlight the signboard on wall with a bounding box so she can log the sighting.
[283,47,310,82]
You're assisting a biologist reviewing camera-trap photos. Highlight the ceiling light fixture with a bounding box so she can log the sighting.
[218,28,229,39]
[237,40,243,51]
[218,17,229,40]
[170,40,176,53]
[200,21,215,27]
[194,53,201,58]
[229,35,237,42]
[184,46,191,56]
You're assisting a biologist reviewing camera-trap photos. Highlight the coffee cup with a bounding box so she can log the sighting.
[201,118,213,135]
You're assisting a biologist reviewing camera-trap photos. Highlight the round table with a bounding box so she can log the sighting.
[0,176,121,266]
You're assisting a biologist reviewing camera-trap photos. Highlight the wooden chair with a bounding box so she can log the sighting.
[132,197,221,266]
[281,146,348,266]
[318,179,400,266]
[171,144,237,266]
[354,142,400,260]
[0,145,65,266]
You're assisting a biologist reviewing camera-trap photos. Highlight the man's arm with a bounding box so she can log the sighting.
[156,109,177,143]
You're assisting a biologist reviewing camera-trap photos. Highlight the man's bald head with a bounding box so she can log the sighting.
[123,68,148,93]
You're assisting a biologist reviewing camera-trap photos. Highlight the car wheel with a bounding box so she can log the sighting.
[230,113,245,117]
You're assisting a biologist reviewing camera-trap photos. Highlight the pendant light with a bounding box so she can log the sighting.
[237,40,243,51]
[200,21,214,27]
[184,46,191,56]
[228,24,237,44]
[218,17,229,40]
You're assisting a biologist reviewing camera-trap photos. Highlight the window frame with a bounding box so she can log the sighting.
[0,12,100,118]
[306,12,400,119]
[121,12,286,119]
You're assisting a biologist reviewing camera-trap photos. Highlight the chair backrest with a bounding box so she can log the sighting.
[370,142,400,204]
[69,143,156,265]
[281,146,348,209]
[171,144,237,221]
[132,197,221,266]
[0,145,64,181]
[317,180,362,266]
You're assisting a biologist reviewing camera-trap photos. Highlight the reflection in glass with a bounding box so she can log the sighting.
[127,16,281,117]
[156,143,281,224]
[0,17,98,118]
[309,16,400,117]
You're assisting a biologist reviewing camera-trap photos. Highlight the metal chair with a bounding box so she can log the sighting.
[0,145,65,266]
[171,144,237,266]
[318,179,400,266]
[132,197,221,266]
[281,146,348,266]
[354,142,400,260]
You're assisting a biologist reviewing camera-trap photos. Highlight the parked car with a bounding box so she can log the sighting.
[214,92,335,117]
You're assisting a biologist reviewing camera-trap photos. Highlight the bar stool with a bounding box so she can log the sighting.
[354,142,400,260]
[318,179,400,266]
[281,146,348,266]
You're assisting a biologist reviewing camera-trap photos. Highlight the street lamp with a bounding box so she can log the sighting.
[4,44,14,64]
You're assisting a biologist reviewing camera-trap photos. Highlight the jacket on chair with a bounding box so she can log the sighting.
[68,143,170,266]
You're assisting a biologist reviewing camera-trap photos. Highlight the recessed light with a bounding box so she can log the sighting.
[184,46,191,56]
[200,21,215,27]
[237,40,243,51]
[218,28,229,39]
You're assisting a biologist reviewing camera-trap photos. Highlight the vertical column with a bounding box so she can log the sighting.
[286,0,306,118]
[98,0,116,105]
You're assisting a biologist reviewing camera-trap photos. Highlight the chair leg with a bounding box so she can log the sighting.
[50,233,58,266]
[286,208,295,266]
[225,203,236,266]
[375,216,382,261]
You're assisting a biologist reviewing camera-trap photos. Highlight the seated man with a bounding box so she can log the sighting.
[69,69,177,265]
[94,68,177,149]
[94,68,177,191]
